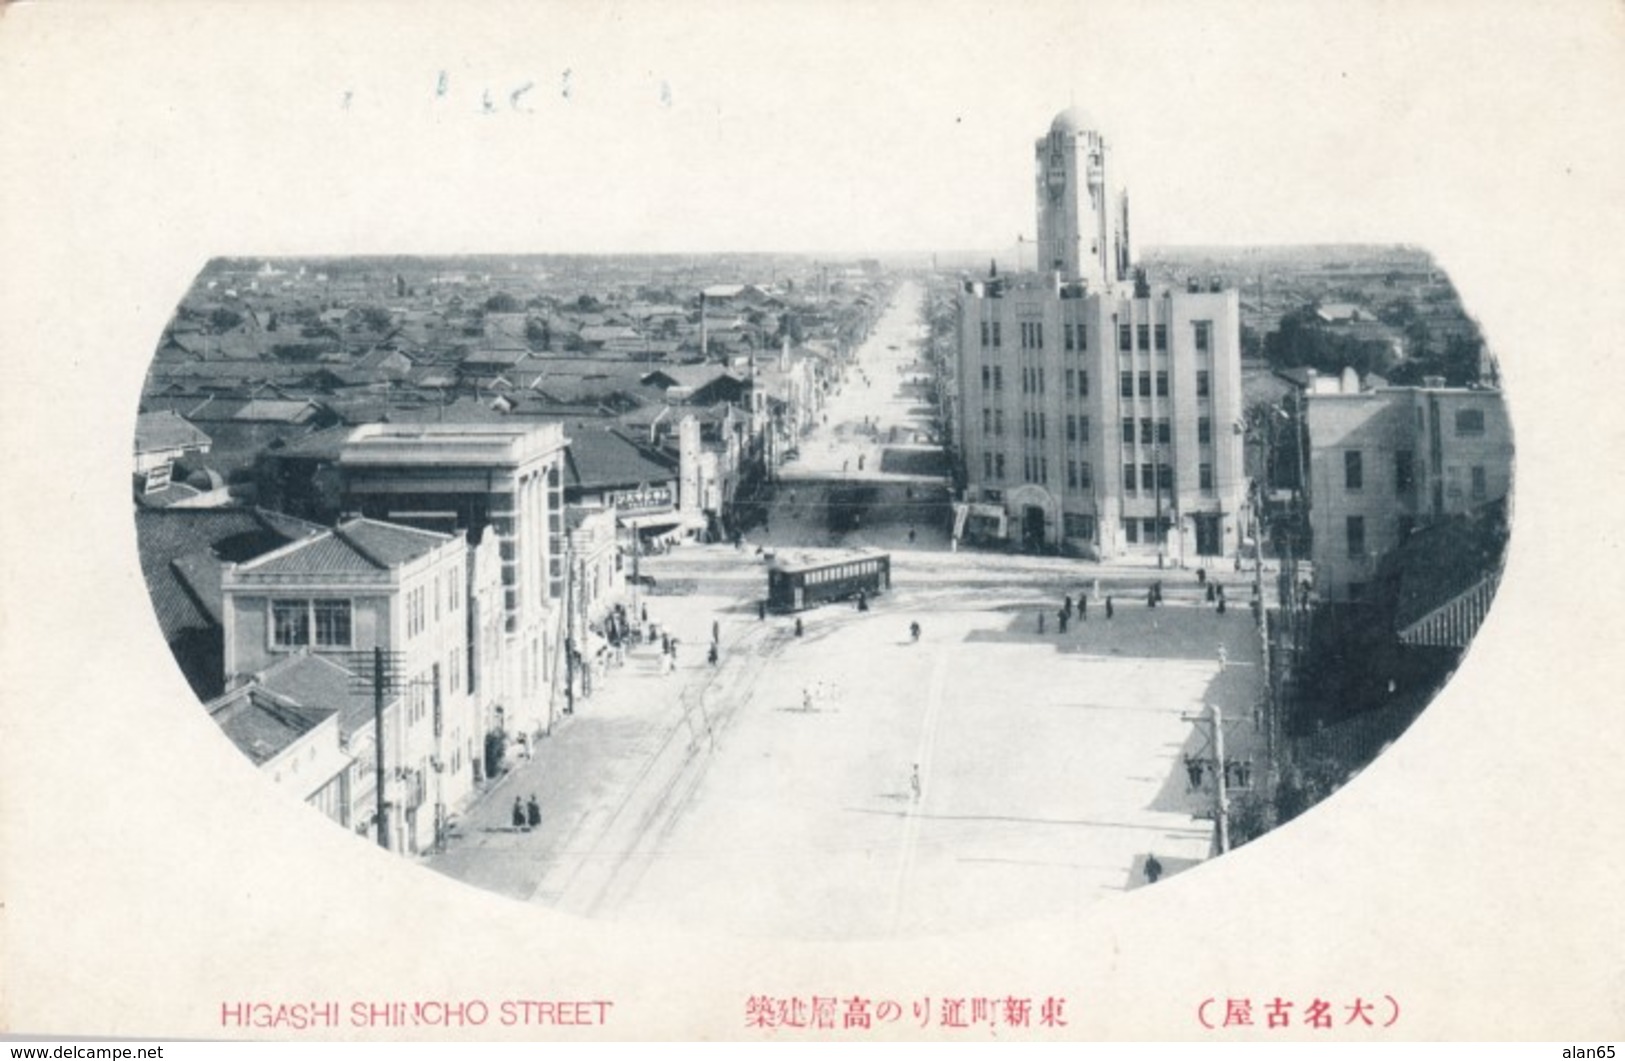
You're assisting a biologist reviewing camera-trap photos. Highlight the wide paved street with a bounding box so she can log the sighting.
[428,282,1266,940]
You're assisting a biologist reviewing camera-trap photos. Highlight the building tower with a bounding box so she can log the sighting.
[1034,107,1132,290]
[956,109,1246,563]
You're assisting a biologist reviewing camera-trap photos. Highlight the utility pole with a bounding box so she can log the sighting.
[432,661,444,854]
[1212,703,1230,854]
[373,647,389,851]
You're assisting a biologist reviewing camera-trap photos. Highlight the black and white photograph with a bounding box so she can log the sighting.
[3,0,1622,1045]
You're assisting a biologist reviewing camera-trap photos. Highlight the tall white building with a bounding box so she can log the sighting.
[956,110,1247,562]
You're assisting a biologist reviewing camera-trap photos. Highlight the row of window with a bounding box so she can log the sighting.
[1343,450,1489,502]
[982,318,1213,354]
[272,598,352,649]
[977,454,1214,493]
[1118,369,1211,398]
[801,560,883,585]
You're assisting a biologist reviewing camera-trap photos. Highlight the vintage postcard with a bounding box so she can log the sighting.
[1,0,1622,1044]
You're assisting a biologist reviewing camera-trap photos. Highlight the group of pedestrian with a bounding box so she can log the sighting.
[512,794,541,832]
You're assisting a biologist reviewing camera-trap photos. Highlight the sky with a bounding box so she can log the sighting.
[8,0,1618,261]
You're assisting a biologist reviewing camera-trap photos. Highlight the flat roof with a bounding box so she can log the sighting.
[769,547,889,574]
[340,420,568,468]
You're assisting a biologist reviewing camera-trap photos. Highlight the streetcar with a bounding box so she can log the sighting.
[766,549,891,613]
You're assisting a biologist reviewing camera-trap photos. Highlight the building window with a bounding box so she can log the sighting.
[1121,418,1134,444]
[1118,323,1132,351]
[1064,513,1095,539]
[994,409,1005,436]
[1078,325,1088,351]
[1346,515,1366,559]
[1065,369,1076,397]
[981,321,989,347]
[1138,371,1152,397]
[995,454,1006,479]
[1344,450,1364,491]
[1039,413,1047,440]
[1143,518,1161,539]
[272,600,311,648]
[1157,419,1171,445]
[1120,371,1134,398]
[1200,463,1214,490]
[1079,370,1089,396]
[1068,460,1078,488]
[983,452,993,478]
[1395,449,1416,493]
[1197,370,1211,397]
[313,600,352,648]
[993,366,1003,392]
[1123,463,1137,494]
[1198,417,1212,445]
[1141,463,1155,491]
[981,365,990,390]
[1022,411,1031,438]
[1194,320,1212,352]
[1038,368,1045,394]
[1064,323,1075,351]
[1455,408,1486,436]
[1078,416,1090,442]
[1154,324,1167,351]
[1140,418,1154,445]
[983,408,992,434]
[1040,457,1049,483]
[1158,464,1174,490]
[1066,414,1077,442]
[1137,323,1150,350]
[1079,461,1093,489]
[1347,581,1368,602]
[1035,323,1044,349]
[992,322,1002,348]
[1471,465,1487,501]
[1156,370,1169,397]
[1124,518,1139,543]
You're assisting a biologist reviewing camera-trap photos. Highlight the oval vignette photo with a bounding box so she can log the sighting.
[130,108,1513,941]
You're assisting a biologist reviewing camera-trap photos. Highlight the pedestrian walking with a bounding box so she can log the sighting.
[712,619,720,645]
[1063,595,1073,620]
[795,617,804,637]
[526,795,541,830]
[1038,611,1046,634]
[661,632,671,656]
[1144,853,1164,884]
[1079,595,1088,621]
[1058,608,1069,634]
[758,600,767,621]
[708,643,719,667]
[1147,587,1156,608]
[1105,596,1114,619]
[512,797,527,832]
[909,621,921,642]
[1218,596,1227,616]
[1218,645,1228,670]
[1206,582,1216,603]
[641,603,648,624]
[910,763,921,802]
[907,527,916,545]
[1196,567,1207,586]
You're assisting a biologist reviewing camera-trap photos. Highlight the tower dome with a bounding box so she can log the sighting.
[1050,106,1094,136]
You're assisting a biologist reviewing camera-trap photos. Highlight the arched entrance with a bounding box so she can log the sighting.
[1005,484,1059,553]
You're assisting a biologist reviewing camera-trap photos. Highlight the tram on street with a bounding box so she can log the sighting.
[766,549,891,613]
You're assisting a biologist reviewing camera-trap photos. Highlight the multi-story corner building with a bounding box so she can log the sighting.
[1304,373,1512,603]
[955,109,1247,561]
[220,518,477,855]
[336,422,570,741]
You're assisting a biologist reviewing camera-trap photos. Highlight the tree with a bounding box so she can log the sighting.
[208,307,244,333]
[525,316,551,351]
[575,293,602,313]
[359,306,393,333]
[484,291,521,314]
